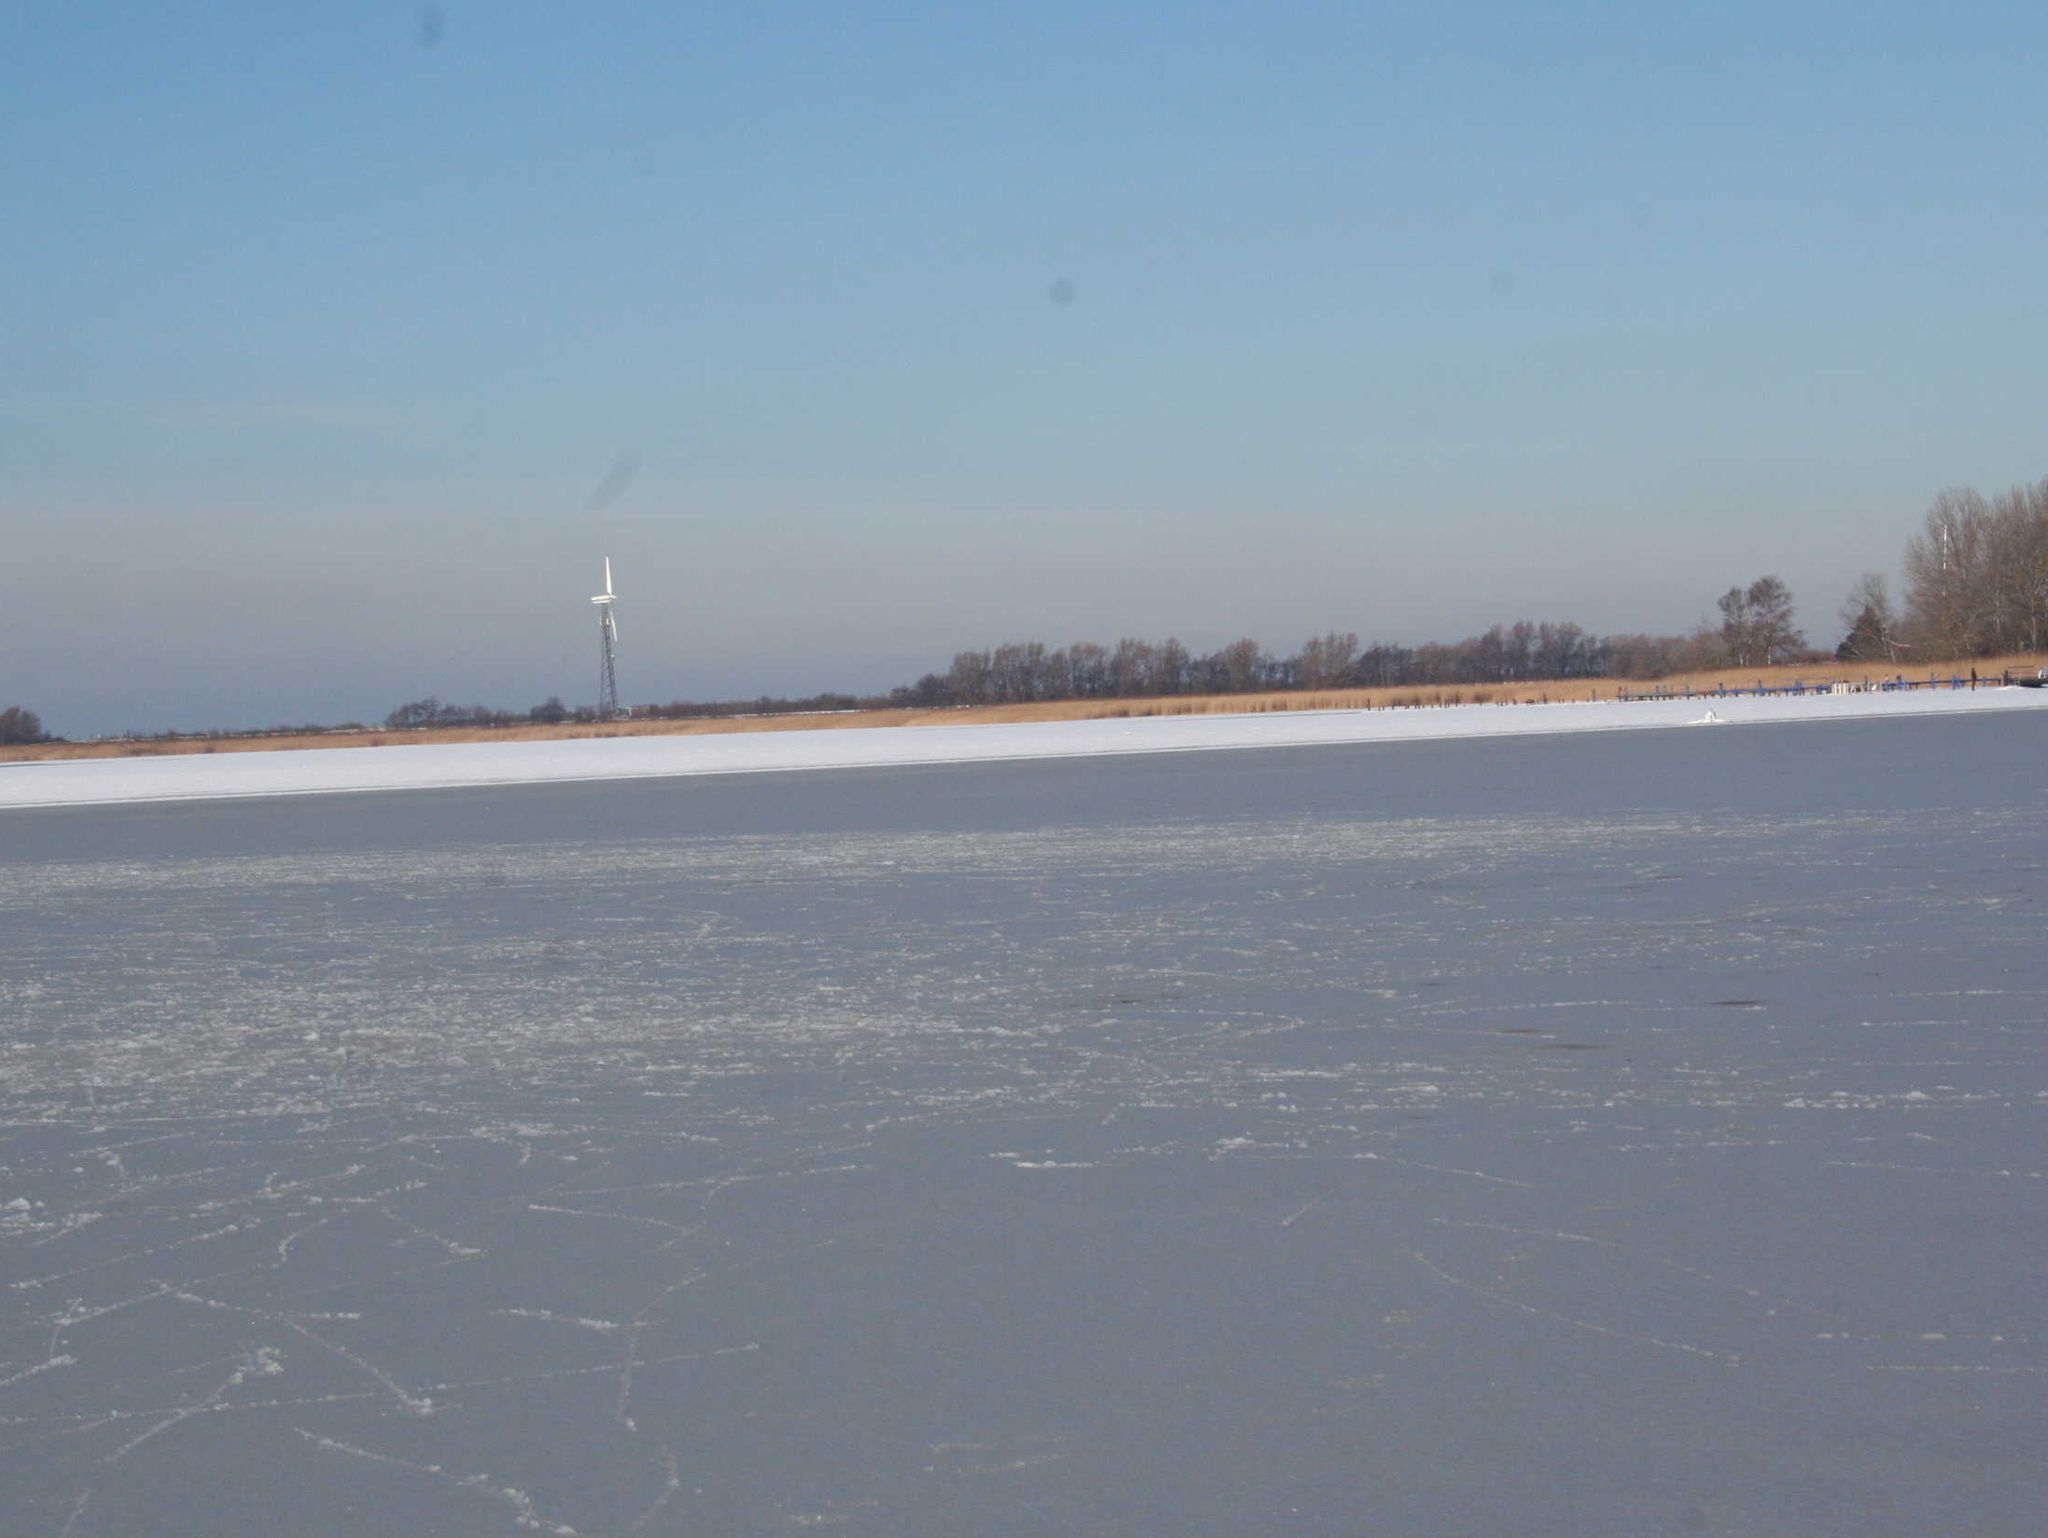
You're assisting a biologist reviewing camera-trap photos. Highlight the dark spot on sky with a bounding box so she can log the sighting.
[418,6,446,49]
[587,450,641,513]
[1489,267,1516,295]
[1048,278,1076,306]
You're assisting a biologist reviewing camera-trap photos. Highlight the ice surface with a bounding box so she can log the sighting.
[2,684,2044,808]
[2,714,2045,1535]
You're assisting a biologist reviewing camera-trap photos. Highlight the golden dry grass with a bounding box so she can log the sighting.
[4,651,2037,766]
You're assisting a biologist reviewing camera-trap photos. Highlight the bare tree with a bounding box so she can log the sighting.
[1468,625,1509,682]
[989,642,1053,702]
[1110,637,1155,697]
[1294,630,1359,689]
[1835,573,1901,662]
[1716,587,1754,665]
[947,648,993,705]
[1217,638,1267,693]
[1356,642,1414,686]
[1155,637,1191,694]
[1896,478,2048,657]
[1065,642,1111,698]
[1719,576,1803,666]
[1749,577,1803,663]
[1985,478,2048,654]
[1903,487,1994,657]
[1533,621,1598,678]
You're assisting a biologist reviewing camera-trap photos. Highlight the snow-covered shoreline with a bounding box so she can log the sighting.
[3,687,2043,810]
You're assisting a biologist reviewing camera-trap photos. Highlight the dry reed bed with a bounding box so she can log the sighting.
[6,653,2036,765]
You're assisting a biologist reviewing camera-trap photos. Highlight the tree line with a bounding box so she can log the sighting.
[1835,476,2048,663]
[382,692,880,730]
[887,622,1731,707]
[887,589,1803,706]
[888,476,2047,706]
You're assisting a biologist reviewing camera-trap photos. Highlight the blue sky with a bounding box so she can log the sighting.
[5,2,2046,733]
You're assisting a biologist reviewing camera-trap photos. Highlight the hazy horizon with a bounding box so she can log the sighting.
[7,4,2047,736]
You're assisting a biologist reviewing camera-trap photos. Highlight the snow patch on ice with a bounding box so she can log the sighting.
[6,686,2045,809]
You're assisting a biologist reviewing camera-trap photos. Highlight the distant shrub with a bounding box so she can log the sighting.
[0,705,50,744]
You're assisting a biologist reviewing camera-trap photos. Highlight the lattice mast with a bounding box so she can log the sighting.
[592,557,620,718]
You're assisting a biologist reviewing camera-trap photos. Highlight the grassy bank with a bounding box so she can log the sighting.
[7,653,2037,765]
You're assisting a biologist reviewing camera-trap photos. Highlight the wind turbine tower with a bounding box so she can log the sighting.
[592,557,621,718]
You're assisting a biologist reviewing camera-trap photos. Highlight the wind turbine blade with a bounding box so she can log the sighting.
[604,556,614,598]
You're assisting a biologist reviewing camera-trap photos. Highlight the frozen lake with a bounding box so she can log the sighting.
[3,712,2045,1535]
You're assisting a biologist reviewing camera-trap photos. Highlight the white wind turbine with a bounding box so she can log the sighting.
[592,557,621,718]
